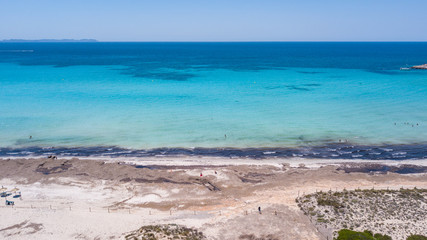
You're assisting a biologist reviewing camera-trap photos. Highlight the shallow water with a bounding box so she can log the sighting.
[1,42,427,159]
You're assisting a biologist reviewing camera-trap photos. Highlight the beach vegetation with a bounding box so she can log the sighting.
[317,197,344,209]
[296,188,427,240]
[334,229,391,240]
[407,235,427,240]
[125,224,206,240]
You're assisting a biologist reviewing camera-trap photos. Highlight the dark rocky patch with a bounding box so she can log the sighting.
[197,179,220,191]
[337,164,427,174]
[239,172,274,183]
[239,177,262,183]
[35,161,72,175]
[239,234,280,240]
[120,177,132,183]
[75,173,89,176]
[0,220,43,236]
[119,176,220,191]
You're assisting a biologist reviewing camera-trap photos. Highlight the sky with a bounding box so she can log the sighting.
[1,0,427,41]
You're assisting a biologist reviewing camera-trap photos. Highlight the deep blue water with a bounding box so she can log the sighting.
[1,42,427,159]
[2,42,427,72]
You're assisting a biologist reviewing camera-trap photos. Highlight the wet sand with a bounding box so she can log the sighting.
[0,157,426,239]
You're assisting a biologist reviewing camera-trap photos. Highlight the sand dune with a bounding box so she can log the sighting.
[0,157,426,239]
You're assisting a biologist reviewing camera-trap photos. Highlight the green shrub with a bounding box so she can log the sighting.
[335,229,375,240]
[317,197,344,208]
[335,229,392,240]
[374,233,392,240]
[407,235,427,240]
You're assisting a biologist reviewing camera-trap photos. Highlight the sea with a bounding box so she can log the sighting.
[0,42,427,160]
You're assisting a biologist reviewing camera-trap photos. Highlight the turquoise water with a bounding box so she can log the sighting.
[0,43,427,158]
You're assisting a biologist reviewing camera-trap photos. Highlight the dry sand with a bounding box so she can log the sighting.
[0,157,426,240]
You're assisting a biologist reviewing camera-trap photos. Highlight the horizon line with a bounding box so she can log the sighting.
[2,39,427,43]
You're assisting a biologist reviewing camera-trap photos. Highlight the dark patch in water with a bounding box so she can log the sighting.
[265,83,320,91]
[328,75,346,79]
[264,86,283,90]
[229,65,276,72]
[367,70,404,76]
[297,71,324,74]
[285,85,311,91]
[131,72,197,81]
[302,83,321,87]
[2,144,427,160]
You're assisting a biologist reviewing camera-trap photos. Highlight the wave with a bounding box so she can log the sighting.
[0,144,427,160]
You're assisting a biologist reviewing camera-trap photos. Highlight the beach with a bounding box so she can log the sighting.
[1,0,427,238]
[1,157,426,239]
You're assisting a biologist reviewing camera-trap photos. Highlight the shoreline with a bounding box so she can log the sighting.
[3,155,427,169]
[2,143,427,160]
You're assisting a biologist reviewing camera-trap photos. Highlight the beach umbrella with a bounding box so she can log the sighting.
[0,187,7,192]
[11,188,19,192]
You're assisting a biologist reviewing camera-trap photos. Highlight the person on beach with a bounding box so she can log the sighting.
[258,206,261,214]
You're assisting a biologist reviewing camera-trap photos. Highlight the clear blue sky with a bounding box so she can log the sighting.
[1,0,427,41]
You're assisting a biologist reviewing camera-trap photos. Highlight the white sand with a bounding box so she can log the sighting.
[0,157,426,239]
